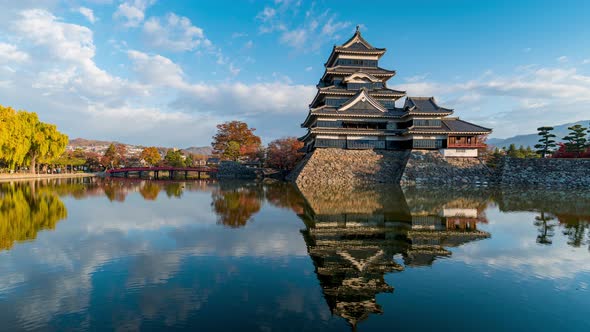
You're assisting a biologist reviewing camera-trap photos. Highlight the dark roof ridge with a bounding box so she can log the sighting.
[340,27,375,49]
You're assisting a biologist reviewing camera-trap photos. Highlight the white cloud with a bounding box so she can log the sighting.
[394,65,590,138]
[582,59,590,65]
[77,6,96,23]
[280,29,306,48]
[0,42,29,63]
[244,40,254,49]
[231,32,247,38]
[405,73,430,83]
[142,13,211,52]
[305,66,312,71]
[14,9,95,62]
[113,0,156,27]
[256,7,276,23]
[557,55,568,63]
[256,1,350,51]
[127,50,185,87]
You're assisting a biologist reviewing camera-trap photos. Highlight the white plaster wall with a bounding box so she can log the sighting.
[440,148,478,157]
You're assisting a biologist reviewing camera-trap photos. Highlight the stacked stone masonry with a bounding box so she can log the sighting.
[500,158,590,188]
[274,150,590,189]
[400,150,492,187]
[289,148,410,189]
[217,161,257,180]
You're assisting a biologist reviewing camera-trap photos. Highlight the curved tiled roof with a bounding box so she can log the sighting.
[404,97,453,114]
[442,118,492,133]
[325,66,396,77]
[318,85,406,96]
[408,118,492,134]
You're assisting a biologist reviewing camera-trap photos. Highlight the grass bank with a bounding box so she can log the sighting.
[0,173,96,182]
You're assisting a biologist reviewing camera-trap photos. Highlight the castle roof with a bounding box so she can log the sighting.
[325,27,386,67]
[323,66,396,79]
[404,97,453,115]
[407,118,492,135]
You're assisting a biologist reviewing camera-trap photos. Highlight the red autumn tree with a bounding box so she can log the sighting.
[266,137,305,170]
[211,121,262,161]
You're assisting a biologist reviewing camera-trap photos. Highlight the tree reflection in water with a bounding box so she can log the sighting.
[534,212,557,245]
[0,181,67,250]
[211,182,263,228]
[139,181,160,200]
[497,189,590,251]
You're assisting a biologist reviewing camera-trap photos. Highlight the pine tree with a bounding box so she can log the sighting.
[563,124,588,157]
[506,144,518,158]
[516,145,527,159]
[534,126,556,158]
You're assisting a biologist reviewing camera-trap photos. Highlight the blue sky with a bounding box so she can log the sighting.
[0,0,589,147]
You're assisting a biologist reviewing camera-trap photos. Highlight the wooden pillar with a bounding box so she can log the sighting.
[184,170,188,179]
[124,171,128,178]
[197,171,201,179]
[170,170,174,179]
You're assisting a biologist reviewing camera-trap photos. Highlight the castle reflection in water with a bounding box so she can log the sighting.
[2,178,590,330]
[296,185,490,328]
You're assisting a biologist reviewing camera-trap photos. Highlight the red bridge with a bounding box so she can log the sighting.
[107,166,217,180]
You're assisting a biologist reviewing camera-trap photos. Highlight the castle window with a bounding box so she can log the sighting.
[337,59,378,67]
[413,119,442,127]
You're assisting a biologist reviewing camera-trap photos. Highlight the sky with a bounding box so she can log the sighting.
[0,0,589,147]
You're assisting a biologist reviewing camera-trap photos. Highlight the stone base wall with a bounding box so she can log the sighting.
[217,161,257,180]
[288,149,590,189]
[500,158,590,188]
[288,148,410,189]
[400,150,493,187]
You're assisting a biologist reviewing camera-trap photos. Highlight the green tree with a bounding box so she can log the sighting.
[534,126,557,158]
[563,124,588,157]
[224,141,241,161]
[505,144,518,158]
[0,106,30,169]
[26,118,68,174]
[140,147,161,166]
[164,149,185,167]
[184,153,194,167]
[517,145,527,159]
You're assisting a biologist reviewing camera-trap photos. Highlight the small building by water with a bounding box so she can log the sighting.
[299,26,492,158]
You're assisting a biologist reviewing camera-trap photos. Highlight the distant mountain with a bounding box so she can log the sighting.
[488,120,590,148]
[68,138,125,147]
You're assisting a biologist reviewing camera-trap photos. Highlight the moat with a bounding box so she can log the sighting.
[1,178,589,331]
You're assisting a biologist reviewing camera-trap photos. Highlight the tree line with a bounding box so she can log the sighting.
[493,124,590,159]
[0,105,68,174]
[0,104,307,173]
[210,120,305,170]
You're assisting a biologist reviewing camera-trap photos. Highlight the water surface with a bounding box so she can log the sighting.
[0,178,589,331]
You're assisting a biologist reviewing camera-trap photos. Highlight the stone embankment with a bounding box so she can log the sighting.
[400,150,493,187]
[220,149,590,189]
[216,161,257,180]
[287,148,410,189]
[500,158,590,188]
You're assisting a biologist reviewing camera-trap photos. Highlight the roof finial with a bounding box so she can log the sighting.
[356,25,360,32]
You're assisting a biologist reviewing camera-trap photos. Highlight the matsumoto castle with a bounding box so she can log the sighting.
[299,27,491,158]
